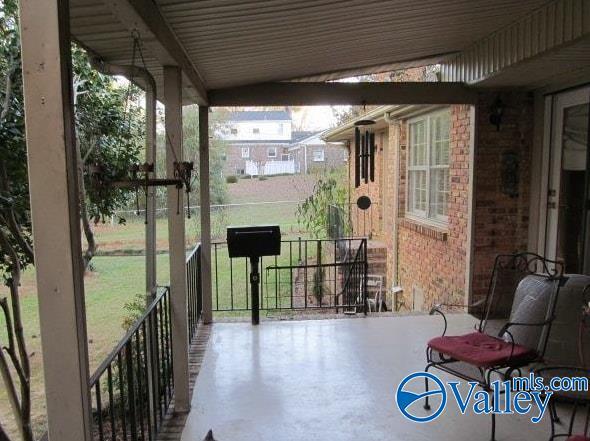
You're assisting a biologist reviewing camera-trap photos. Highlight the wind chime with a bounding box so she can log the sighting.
[87,33,195,222]
[353,118,376,188]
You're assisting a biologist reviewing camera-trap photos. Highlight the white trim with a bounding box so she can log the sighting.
[267,146,278,158]
[465,105,477,305]
[241,146,250,158]
[405,108,451,225]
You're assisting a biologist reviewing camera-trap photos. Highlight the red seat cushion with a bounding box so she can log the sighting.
[567,436,590,441]
[428,332,537,368]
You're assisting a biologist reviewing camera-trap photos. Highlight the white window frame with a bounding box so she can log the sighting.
[241,147,250,158]
[252,127,260,134]
[267,146,277,158]
[312,149,325,162]
[406,109,451,227]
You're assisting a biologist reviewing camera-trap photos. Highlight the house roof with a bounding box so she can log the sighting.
[228,111,291,122]
[290,131,317,144]
[322,105,445,142]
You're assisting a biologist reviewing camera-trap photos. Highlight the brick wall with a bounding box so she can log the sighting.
[395,106,471,310]
[347,129,388,238]
[342,93,534,311]
[224,144,289,175]
[470,92,534,301]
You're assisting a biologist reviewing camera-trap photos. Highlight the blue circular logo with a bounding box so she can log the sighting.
[396,372,447,423]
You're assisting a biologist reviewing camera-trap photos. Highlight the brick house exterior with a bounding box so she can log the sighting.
[289,131,347,174]
[324,92,535,311]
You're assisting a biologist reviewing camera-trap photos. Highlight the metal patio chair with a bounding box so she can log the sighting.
[535,284,590,441]
[424,253,565,441]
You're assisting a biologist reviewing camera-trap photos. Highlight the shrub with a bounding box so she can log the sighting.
[258,175,268,181]
[226,175,238,184]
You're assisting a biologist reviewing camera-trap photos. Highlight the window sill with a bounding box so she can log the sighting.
[399,217,448,241]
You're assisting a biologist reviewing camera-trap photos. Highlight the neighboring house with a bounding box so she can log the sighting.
[289,131,347,173]
[221,110,347,176]
[222,110,294,176]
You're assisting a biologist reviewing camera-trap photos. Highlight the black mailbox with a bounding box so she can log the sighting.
[227,225,281,258]
[226,225,281,325]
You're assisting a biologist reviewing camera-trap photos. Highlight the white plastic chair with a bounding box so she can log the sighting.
[363,274,383,312]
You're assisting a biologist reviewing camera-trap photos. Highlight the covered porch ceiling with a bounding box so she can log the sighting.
[70,0,563,105]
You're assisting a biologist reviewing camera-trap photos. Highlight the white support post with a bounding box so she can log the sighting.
[199,106,213,324]
[19,1,92,440]
[146,87,157,297]
[163,66,190,412]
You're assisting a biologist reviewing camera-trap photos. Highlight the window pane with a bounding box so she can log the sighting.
[409,170,427,213]
[431,113,450,166]
[410,120,427,166]
[430,168,449,217]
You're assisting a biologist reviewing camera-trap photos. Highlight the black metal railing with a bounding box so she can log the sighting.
[340,238,368,313]
[211,238,368,313]
[89,287,173,441]
[186,244,202,343]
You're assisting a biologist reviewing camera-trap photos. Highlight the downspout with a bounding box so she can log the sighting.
[89,58,158,299]
[384,111,401,288]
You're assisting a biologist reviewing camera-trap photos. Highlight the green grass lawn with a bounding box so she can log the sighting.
[0,199,309,438]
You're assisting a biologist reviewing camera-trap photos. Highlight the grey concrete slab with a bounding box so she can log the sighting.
[181,315,564,441]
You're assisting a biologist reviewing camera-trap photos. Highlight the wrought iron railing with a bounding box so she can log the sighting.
[89,287,173,441]
[340,238,368,313]
[211,238,368,313]
[186,244,202,343]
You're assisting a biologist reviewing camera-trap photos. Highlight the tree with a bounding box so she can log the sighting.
[0,2,143,439]
[296,168,349,239]
[72,46,143,268]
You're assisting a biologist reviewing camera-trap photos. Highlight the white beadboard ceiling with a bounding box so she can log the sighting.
[69,0,567,103]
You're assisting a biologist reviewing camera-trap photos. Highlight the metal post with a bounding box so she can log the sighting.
[250,256,260,325]
[163,66,190,412]
[199,106,213,323]
[19,0,92,439]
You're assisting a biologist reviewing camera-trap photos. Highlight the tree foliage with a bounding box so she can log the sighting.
[296,169,349,238]
[0,1,143,439]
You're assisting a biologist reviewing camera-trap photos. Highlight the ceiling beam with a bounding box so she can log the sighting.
[207,82,478,107]
[103,0,208,105]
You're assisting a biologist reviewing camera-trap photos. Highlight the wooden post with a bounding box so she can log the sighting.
[146,87,157,297]
[199,106,213,324]
[19,0,92,440]
[164,66,190,412]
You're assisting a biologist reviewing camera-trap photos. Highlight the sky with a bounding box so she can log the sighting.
[292,106,348,131]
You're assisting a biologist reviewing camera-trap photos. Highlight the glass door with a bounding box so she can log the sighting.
[546,86,590,274]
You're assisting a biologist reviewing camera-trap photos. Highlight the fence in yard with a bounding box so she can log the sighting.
[109,200,304,243]
[245,159,296,176]
[210,237,367,314]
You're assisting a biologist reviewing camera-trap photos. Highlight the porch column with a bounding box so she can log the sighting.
[199,106,213,323]
[146,86,157,297]
[164,66,190,411]
[19,1,92,440]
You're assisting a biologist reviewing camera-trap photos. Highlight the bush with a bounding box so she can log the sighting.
[226,175,238,184]
[258,175,268,181]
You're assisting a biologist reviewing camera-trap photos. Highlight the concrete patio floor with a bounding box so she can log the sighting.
[181,314,560,441]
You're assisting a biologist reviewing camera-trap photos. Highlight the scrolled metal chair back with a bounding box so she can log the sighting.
[479,253,564,343]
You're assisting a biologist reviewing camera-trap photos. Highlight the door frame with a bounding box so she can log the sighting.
[539,85,590,265]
